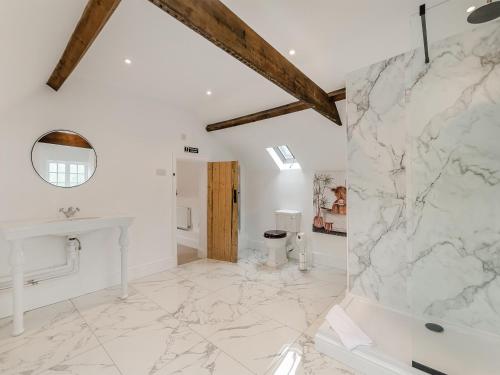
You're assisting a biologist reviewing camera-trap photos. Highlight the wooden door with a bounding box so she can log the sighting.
[207,161,239,262]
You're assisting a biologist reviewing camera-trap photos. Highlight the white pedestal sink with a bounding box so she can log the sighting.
[0,216,134,336]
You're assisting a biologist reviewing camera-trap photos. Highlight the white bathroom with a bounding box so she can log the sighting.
[1,1,500,375]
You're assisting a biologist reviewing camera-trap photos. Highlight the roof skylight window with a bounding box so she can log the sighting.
[277,145,294,161]
[266,145,301,170]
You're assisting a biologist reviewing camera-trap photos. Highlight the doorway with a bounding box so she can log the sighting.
[175,158,206,265]
[173,158,240,265]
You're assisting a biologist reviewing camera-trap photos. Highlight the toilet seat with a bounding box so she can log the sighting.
[264,230,287,239]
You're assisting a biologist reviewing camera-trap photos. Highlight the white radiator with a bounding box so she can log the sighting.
[177,206,191,230]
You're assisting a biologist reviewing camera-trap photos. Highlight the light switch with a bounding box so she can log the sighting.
[156,168,167,176]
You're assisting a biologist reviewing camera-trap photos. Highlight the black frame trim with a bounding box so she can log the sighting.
[420,4,430,64]
[31,129,98,189]
[412,361,447,375]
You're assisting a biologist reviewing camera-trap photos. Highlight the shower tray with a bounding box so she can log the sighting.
[315,294,500,375]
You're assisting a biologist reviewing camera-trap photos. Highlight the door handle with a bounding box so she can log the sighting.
[233,189,237,204]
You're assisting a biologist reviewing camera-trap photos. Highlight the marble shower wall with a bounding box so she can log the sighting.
[408,21,500,333]
[346,53,409,311]
[347,20,500,333]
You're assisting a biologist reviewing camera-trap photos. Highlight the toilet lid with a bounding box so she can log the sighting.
[264,230,287,239]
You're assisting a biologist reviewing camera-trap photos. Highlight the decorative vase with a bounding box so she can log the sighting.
[313,215,324,228]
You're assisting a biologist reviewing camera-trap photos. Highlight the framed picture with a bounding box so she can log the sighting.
[312,171,347,237]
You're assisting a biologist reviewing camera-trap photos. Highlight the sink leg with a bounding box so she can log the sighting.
[119,226,129,299]
[10,240,25,336]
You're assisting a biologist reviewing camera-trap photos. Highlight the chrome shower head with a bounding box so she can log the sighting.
[467,0,500,24]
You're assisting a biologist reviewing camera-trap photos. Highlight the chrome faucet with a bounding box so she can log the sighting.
[59,207,80,219]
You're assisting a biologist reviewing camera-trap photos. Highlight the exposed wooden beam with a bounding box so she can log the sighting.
[47,0,121,91]
[148,0,341,125]
[206,88,346,132]
[38,131,92,149]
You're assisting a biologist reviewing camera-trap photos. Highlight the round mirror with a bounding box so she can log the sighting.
[31,130,97,188]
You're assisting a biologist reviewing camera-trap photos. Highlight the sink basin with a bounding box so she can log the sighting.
[1,216,134,241]
[1,215,134,337]
[46,217,100,223]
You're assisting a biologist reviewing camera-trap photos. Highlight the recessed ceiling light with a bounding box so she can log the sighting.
[124,58,132,65]
[288,49,296,56]
[206,90,212,96]
[466,6,476,13]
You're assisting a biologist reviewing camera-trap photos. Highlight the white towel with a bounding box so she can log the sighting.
[326,305,373,350]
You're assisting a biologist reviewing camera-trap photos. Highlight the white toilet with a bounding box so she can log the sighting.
[263,210,301,267]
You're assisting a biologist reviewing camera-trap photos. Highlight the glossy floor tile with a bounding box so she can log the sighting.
[0,249,358,375]
[39,346,121,375]
[0,301,99,375]
[208,311,302,374]
[176,284,253,338]
[72,286,179,344]
[132,274,212,315]
[267,335,358,375]
[103,323,205,375]
[153,339,254,375]
[254,291,334,332]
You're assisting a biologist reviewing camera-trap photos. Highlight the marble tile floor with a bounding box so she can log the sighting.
[0,248,360,375]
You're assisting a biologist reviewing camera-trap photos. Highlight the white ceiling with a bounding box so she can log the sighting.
[1,0,478,170]
[1,0,431,118]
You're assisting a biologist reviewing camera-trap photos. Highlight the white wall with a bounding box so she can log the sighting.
[0,82,233,318]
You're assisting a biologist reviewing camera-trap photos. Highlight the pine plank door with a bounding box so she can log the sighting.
[207,161,239,262]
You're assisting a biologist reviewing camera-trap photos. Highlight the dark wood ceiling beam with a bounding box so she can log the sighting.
[206,88,346,132]
[148,0,341,125]
[47,0,121,91]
